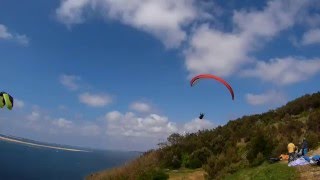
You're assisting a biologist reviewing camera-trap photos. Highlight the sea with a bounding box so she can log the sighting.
[0,137,140,180]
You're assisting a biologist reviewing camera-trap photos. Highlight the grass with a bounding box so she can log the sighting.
[167,168,207,180]
[86,151,161,180]
[223,162,299,180]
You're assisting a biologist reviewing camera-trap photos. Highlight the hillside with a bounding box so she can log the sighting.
[87,91,320,180]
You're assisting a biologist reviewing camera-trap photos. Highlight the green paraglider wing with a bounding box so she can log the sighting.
[0,95,5,108]
[0,92,13,110]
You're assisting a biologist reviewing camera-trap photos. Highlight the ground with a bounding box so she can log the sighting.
[295,147,320,180]
[167,168,207,180]
[167,147,320,180]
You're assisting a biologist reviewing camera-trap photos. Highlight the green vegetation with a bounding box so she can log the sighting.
[224,162,298,180]
[88,91,320,180]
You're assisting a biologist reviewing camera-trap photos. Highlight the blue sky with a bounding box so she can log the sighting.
[0,0,320,151]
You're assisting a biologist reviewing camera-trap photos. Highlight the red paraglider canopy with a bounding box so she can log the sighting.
[190,74,235,100]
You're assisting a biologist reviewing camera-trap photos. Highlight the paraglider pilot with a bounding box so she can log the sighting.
[300,138,308,156]
[199,113,205,119]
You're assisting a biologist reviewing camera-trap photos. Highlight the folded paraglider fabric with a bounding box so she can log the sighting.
[288,157,310,167]
[303,156,310,162]
[312,155,320,161]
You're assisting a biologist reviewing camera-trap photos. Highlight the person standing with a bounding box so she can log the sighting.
[301,138,308,156]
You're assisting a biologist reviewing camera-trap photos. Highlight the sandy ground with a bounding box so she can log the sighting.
[169,169,207,180]
[0,136,90,152]
[294,148,320,180]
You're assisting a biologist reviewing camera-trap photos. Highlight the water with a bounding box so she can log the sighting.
[0,140,140,180]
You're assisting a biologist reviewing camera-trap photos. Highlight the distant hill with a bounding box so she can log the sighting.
[87,91,320,180]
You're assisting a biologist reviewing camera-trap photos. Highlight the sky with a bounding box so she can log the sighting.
[0,0,320,151]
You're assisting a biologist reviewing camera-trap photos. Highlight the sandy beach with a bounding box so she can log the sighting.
[0,136,90,152]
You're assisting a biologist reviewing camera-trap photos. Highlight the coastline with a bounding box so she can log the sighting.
[0,136,90,152]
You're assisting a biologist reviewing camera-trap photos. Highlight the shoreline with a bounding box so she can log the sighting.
[0,136,90,152]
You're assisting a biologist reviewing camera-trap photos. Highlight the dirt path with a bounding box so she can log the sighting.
[296,165,320,179]
[295,148,320,180]
[168,169,207,180]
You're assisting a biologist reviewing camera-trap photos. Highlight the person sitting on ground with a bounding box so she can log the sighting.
[288,142,297,163]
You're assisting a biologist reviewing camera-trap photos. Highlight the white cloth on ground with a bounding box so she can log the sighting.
[288,157,310,167]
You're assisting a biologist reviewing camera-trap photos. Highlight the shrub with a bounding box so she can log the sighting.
[138,168,169,180]
[190,147,212,164]
[181,153,190,168]
[251,152,264,167]
[171,155,181,169]
[188,157,202,169]
[306,132,320,149]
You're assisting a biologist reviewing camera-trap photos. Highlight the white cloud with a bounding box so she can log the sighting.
[0,24,13,39]
[246,90,286,106]
[7,103,219,150]
[56,0,207,48]
[105,111,177,138]
[55,0,91,26]
[79,92,113,107]
[105,110,122,121]
[0,24,29,45]
[104,110,217,139]
[185,24,250,77]
[14,99,25,108]
[55,0,318,78]
[52,118,74,128]
[302,28,320,45]
[183,118,214,133]
[80,124,101,136]
[304,14,320,28]
[15,35,29,46]
[184,0,311,77]
[241,57,320,85]
[232,0,308,39]
[130,101,151,113]
[27,111,40,121]
[59,74,81,90]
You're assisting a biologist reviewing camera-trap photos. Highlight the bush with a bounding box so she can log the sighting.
[247,133,272,165]
[204,154,228,179]
[224,160,249,174]
[251,152,264,167]
[307,110,320,132]
[171,155,181,169]
[190,147,212,164]
[138,168,169,180]
[306,132,320,149]
[188,157,202,169]
[181,153,190,168]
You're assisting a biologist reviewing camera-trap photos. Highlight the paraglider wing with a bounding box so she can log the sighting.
[0,95,4,108]
[190,74,235,100]
[3,93,13,110]
[0,92,13,110]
